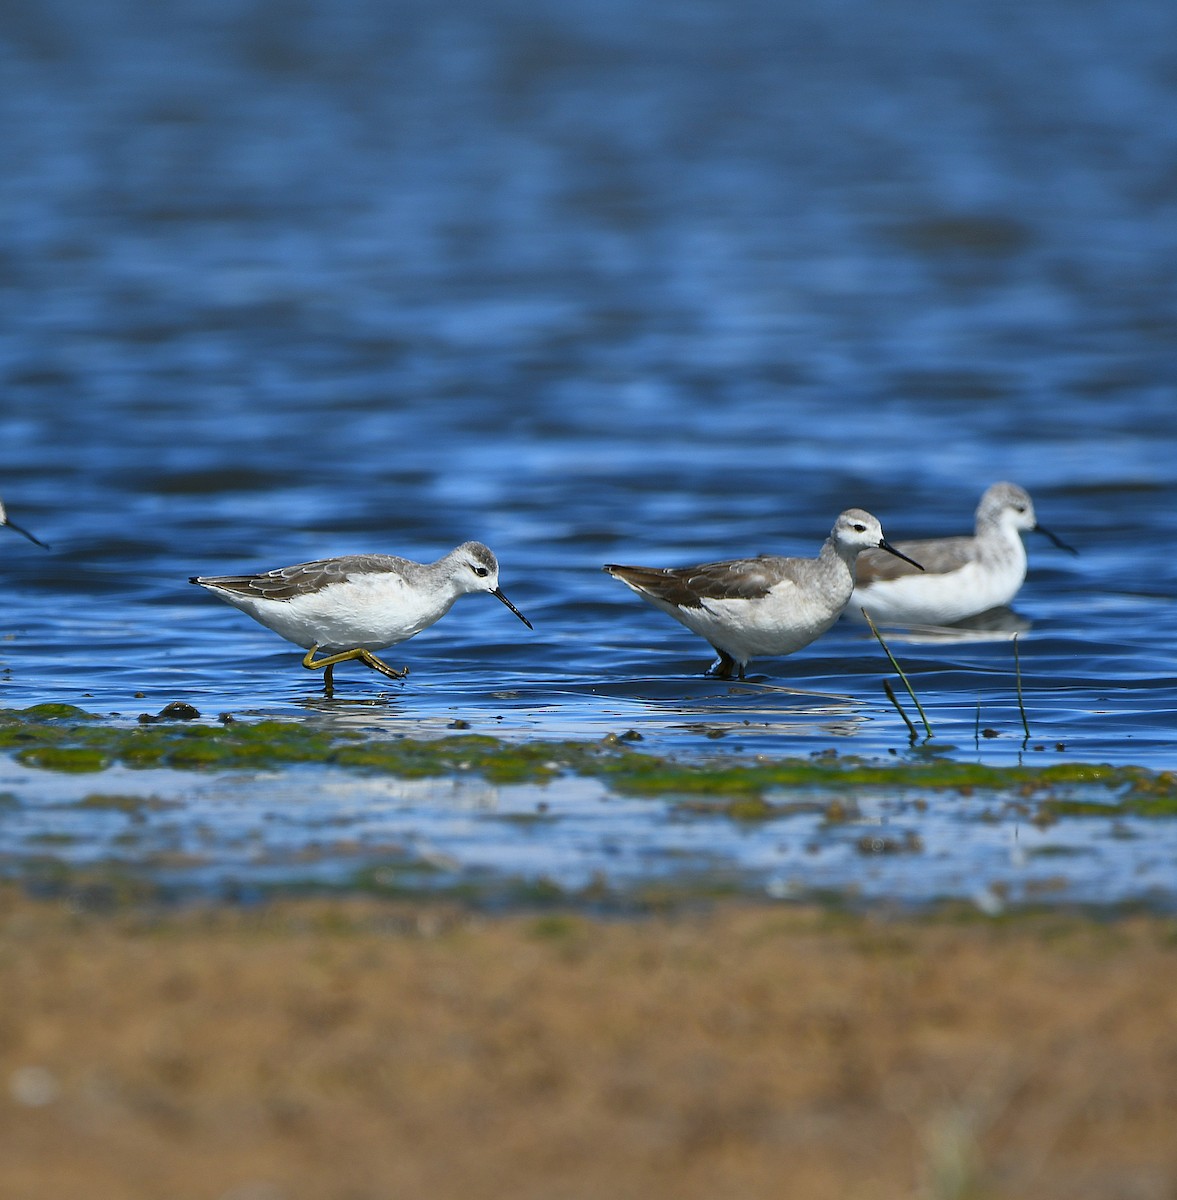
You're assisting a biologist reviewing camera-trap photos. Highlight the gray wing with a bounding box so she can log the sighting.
[604,557,780,609]
[191,554,407,601]
[857,537,975,585]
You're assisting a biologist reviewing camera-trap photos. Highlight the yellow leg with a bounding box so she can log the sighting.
[302,645,409,682]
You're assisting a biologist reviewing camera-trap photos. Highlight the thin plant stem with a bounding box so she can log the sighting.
[1013,633,1030,741]
[862,609,934,739]
[883,678,918,742]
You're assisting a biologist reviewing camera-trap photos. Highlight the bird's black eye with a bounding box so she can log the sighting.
[853,524,867,533]
[1014,504,1027,513]
[473,565,490,578]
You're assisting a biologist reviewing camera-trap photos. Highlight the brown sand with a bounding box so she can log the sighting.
[3,891,1176,1200]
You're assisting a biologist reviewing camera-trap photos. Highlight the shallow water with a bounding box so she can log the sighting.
[2,0,1176,901]
[4,757,1173,911]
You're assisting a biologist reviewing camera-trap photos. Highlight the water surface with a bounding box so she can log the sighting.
[2,0,1176,901]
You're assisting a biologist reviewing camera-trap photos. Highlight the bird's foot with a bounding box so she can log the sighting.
[363,652,409,681]
[302,645,409,684]
[705,653,744,680]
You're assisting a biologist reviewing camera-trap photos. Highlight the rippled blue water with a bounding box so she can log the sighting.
[2,0,1176,900]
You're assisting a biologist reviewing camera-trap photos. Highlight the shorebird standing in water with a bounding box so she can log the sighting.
[852,482,1076,626]
[0,497,48,550]
[604,509,923,679]
[191,541,532,692]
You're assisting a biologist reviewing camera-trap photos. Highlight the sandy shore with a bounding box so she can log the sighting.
[3,890,1176,1200]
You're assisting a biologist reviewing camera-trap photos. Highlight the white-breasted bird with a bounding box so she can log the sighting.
[604,509,923,679]
[851,482,1076,626]
[191,541,532,691]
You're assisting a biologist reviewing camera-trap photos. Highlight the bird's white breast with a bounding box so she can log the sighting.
[852,552,1026,625]
[217,572,457,652]
[666,574,851,660]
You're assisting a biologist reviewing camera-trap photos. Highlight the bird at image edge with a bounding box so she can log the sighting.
[0,496,49,550]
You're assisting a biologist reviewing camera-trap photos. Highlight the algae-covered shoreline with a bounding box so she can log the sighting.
[3,703,1174,802]
[3,703,1177,911]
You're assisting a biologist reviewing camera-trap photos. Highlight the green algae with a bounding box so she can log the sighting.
[7,704,99,722]
[1,705,1175,820]
[16,746,109,773]
[74,794,179,817]
[673,795,783,821]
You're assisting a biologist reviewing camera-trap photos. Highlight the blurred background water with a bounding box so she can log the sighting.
[2,0,1176,770]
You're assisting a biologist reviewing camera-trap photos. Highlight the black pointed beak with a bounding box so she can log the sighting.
[1033,524,1078,555]
[492,587,533,629]
[878,539,925,572]
[3,518,49,549]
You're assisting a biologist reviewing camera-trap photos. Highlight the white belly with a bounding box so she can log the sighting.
[662,577,851,663]
[217,574,456,653]
[852,557,1026,626]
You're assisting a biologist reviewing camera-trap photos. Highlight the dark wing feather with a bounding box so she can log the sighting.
[856,537,974,585]
[604,557,778,609]
[191,554,405,601]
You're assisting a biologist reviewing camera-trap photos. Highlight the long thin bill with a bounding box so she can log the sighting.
[1034,524,1078,555]
[878,539,925,572]
[492,587,533,629]
[2,518,49,549]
